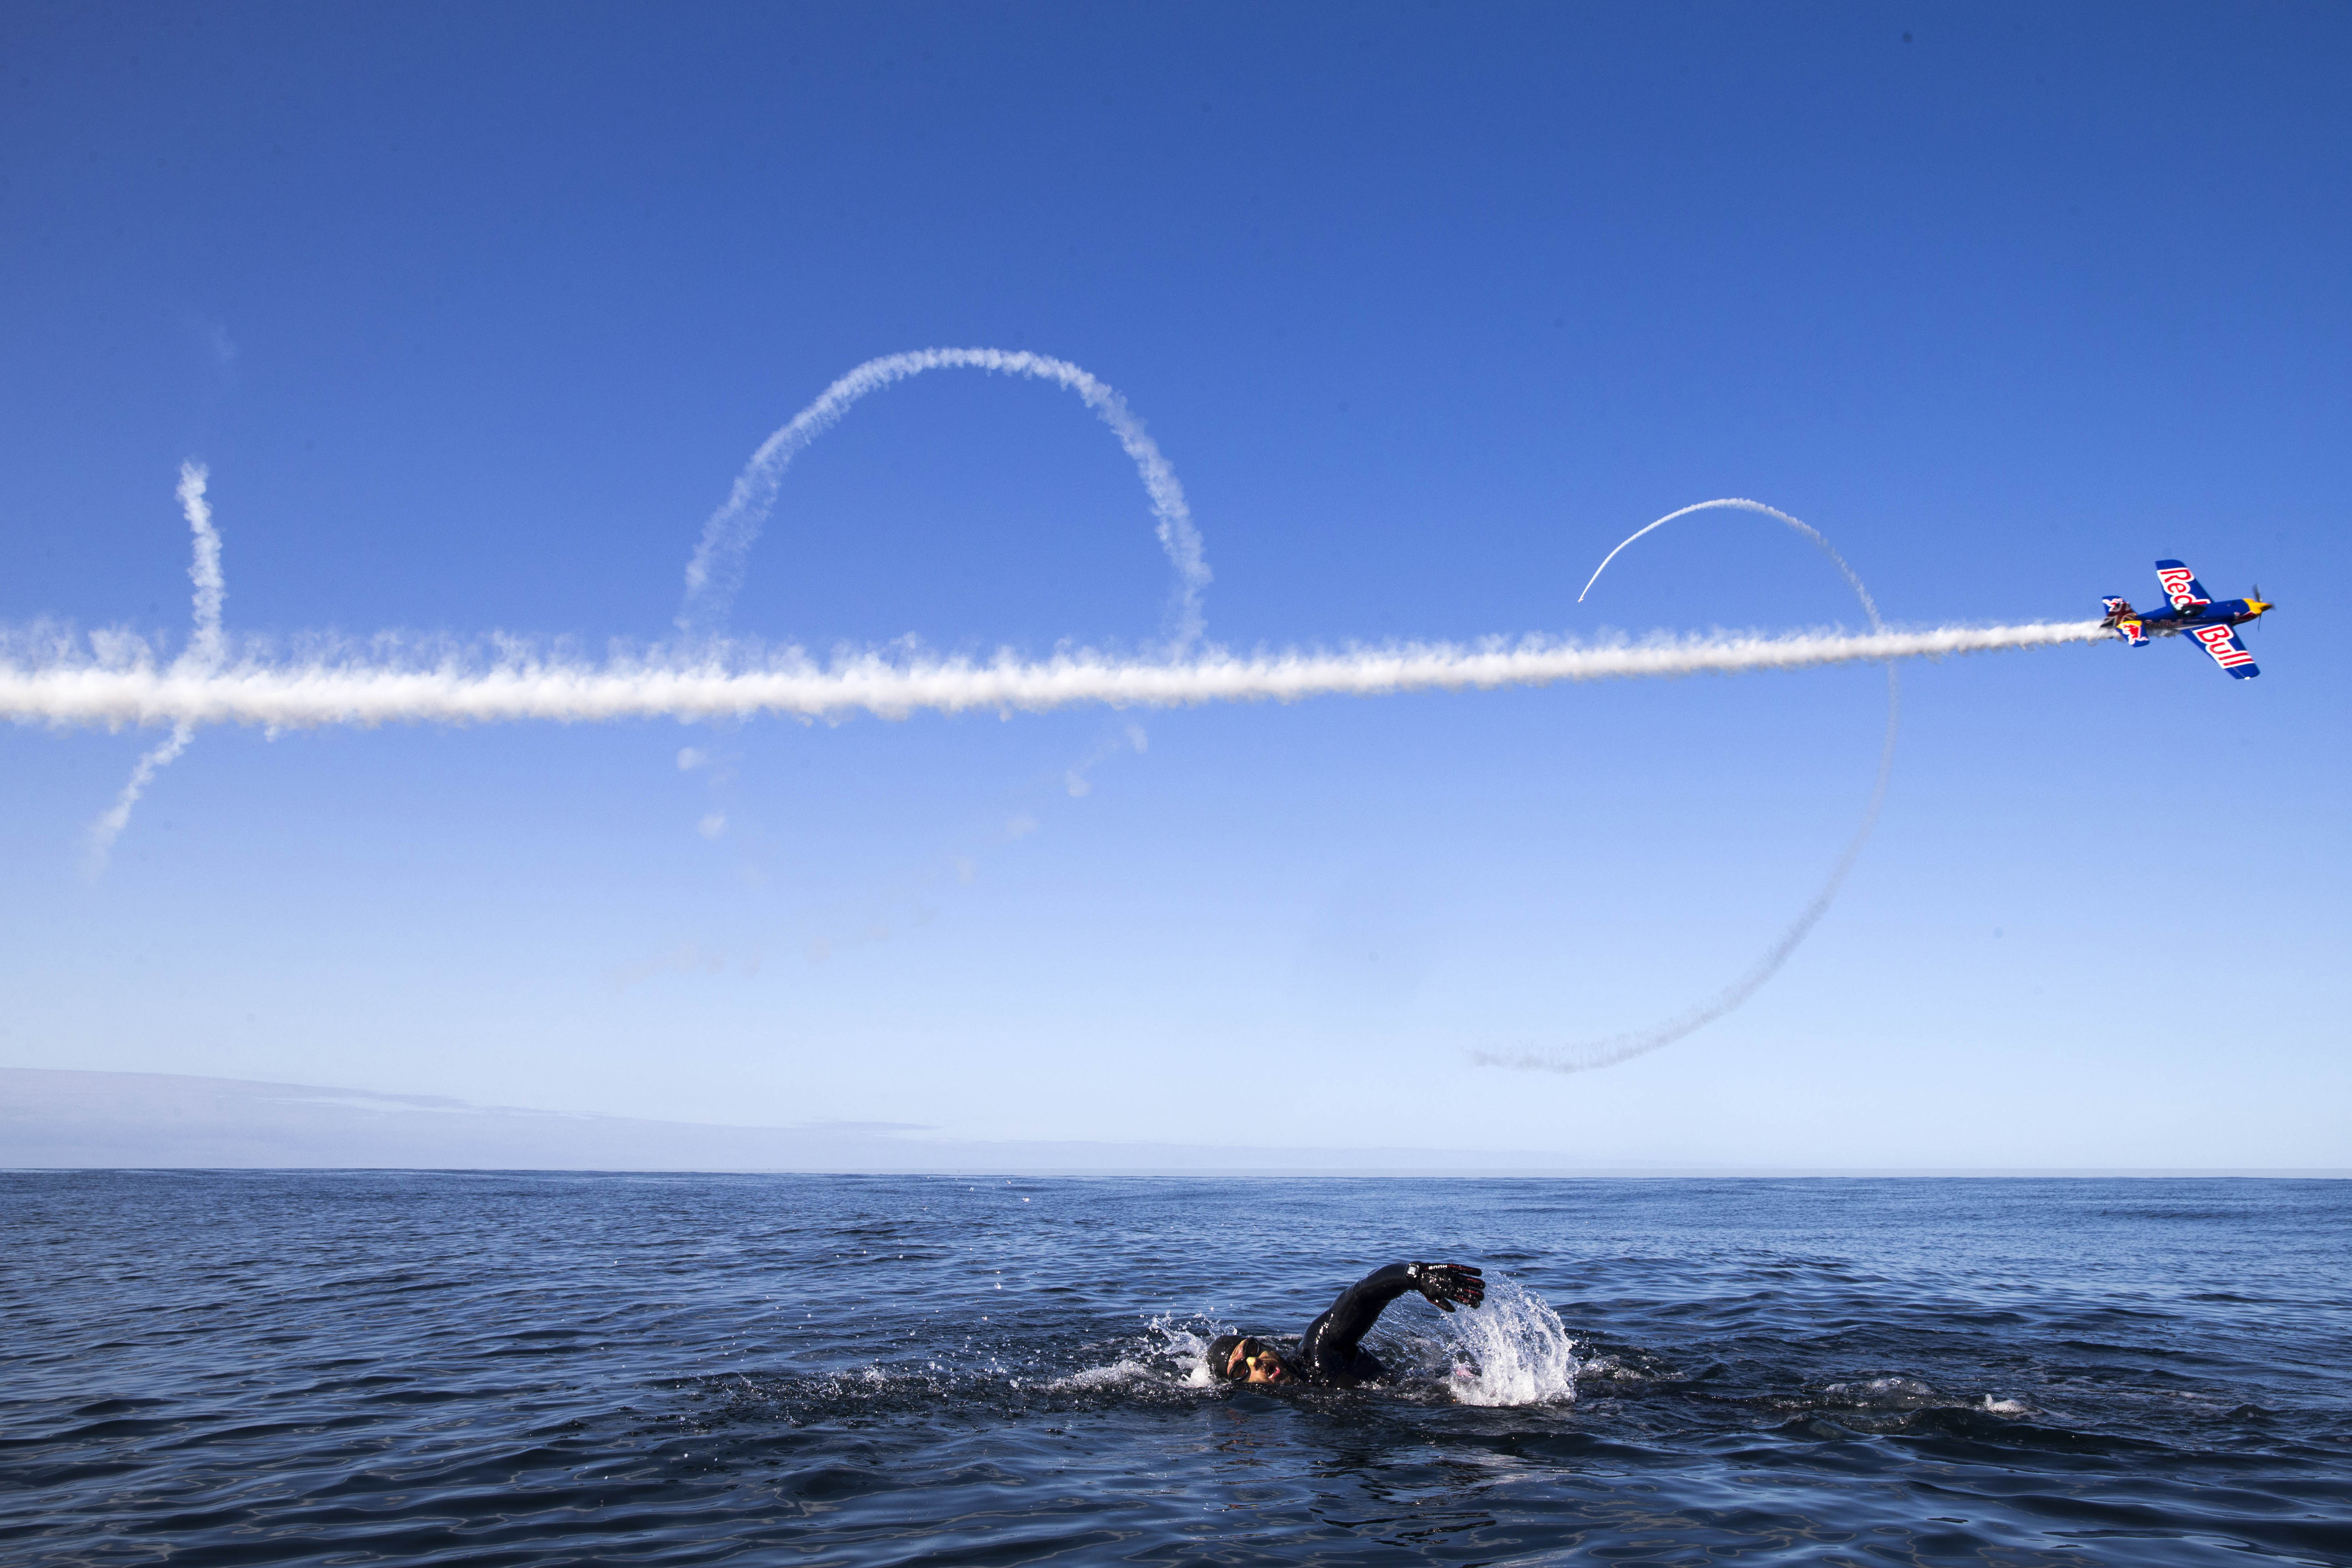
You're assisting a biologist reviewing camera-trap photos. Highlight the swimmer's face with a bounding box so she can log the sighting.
[1225,1338,1289,1384]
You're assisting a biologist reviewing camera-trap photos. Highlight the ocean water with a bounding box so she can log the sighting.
[3,1174,2347,1567]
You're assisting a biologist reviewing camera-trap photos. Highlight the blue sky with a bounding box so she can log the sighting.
[3,2,2345,1167]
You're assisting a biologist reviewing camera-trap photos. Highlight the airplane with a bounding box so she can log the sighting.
[2100,560,2272,679]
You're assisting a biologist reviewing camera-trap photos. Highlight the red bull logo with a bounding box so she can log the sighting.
[2193,624,2253,667]
[2159,566,2207,609]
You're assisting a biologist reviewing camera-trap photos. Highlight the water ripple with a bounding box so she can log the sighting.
[3,1174,2347,1566]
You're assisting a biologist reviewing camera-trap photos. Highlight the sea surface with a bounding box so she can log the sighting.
[2,1173,2347,1567]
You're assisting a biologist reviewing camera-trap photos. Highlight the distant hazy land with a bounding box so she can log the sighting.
[0,1068,1573,1174]
[1,1069,2334,1176]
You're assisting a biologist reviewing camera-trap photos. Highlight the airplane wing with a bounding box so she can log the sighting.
[2189,623,2259,679]
[2155,559,2214,609]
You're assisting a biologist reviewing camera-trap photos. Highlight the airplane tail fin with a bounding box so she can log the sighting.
[2102,597,2149,646]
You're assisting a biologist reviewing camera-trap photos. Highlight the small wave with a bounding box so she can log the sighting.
[1790,1379,2034,1421]
[1574,1354,1653,1384]
[1818,1376,1940,1410]
[1054,1316,1226,1394]
[1050,1360,1159,1392]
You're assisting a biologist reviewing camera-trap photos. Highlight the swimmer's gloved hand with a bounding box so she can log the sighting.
[1407,1262,1485,1312]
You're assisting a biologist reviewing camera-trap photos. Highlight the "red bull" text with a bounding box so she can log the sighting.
[2192,624,2252,667]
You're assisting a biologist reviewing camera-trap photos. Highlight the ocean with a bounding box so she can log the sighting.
[3,1173,2345,1566]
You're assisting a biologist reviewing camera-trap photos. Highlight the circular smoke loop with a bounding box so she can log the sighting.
[1472,498,1901,1074]
[677,347,1211,654]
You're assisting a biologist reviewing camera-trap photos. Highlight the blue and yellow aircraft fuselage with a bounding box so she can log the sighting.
[2102,561,2272,680]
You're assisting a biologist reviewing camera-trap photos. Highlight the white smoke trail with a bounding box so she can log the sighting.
[179,462,226,667]
[6,620,2104,732]
[1476,497,1899,1073]
[679,348,1210,651]
[84,463,225,869]
[673,349,1205,911]
[85,722,194,870]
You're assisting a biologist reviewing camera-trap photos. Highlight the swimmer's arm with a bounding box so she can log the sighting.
[1308,1263,1421,1359]
[1315,1260,1489,1352]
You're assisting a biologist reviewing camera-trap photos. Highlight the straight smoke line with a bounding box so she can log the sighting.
[6,621,2107,731]
[679,348,1210,651]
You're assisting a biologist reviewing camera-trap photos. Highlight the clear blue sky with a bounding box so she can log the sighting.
[3,2,2345,1167]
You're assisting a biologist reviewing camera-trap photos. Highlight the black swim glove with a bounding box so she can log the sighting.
[1407,1261,1485,1312]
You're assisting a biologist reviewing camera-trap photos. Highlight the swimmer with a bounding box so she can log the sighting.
[1207,1261,1485,1388]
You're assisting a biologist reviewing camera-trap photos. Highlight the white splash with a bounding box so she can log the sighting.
[1444,1277,1580,1407]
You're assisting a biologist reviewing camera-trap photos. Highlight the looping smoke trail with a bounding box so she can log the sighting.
[1475,498,1899,1073]
[670,349,1203,870]
[85,463,224,870]
[679,348,1210,652]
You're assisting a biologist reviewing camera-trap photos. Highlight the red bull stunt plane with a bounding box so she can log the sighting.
[2101,560,2273,680]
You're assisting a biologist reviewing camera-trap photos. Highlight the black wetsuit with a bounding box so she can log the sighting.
[1294,1263,1424,1386]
